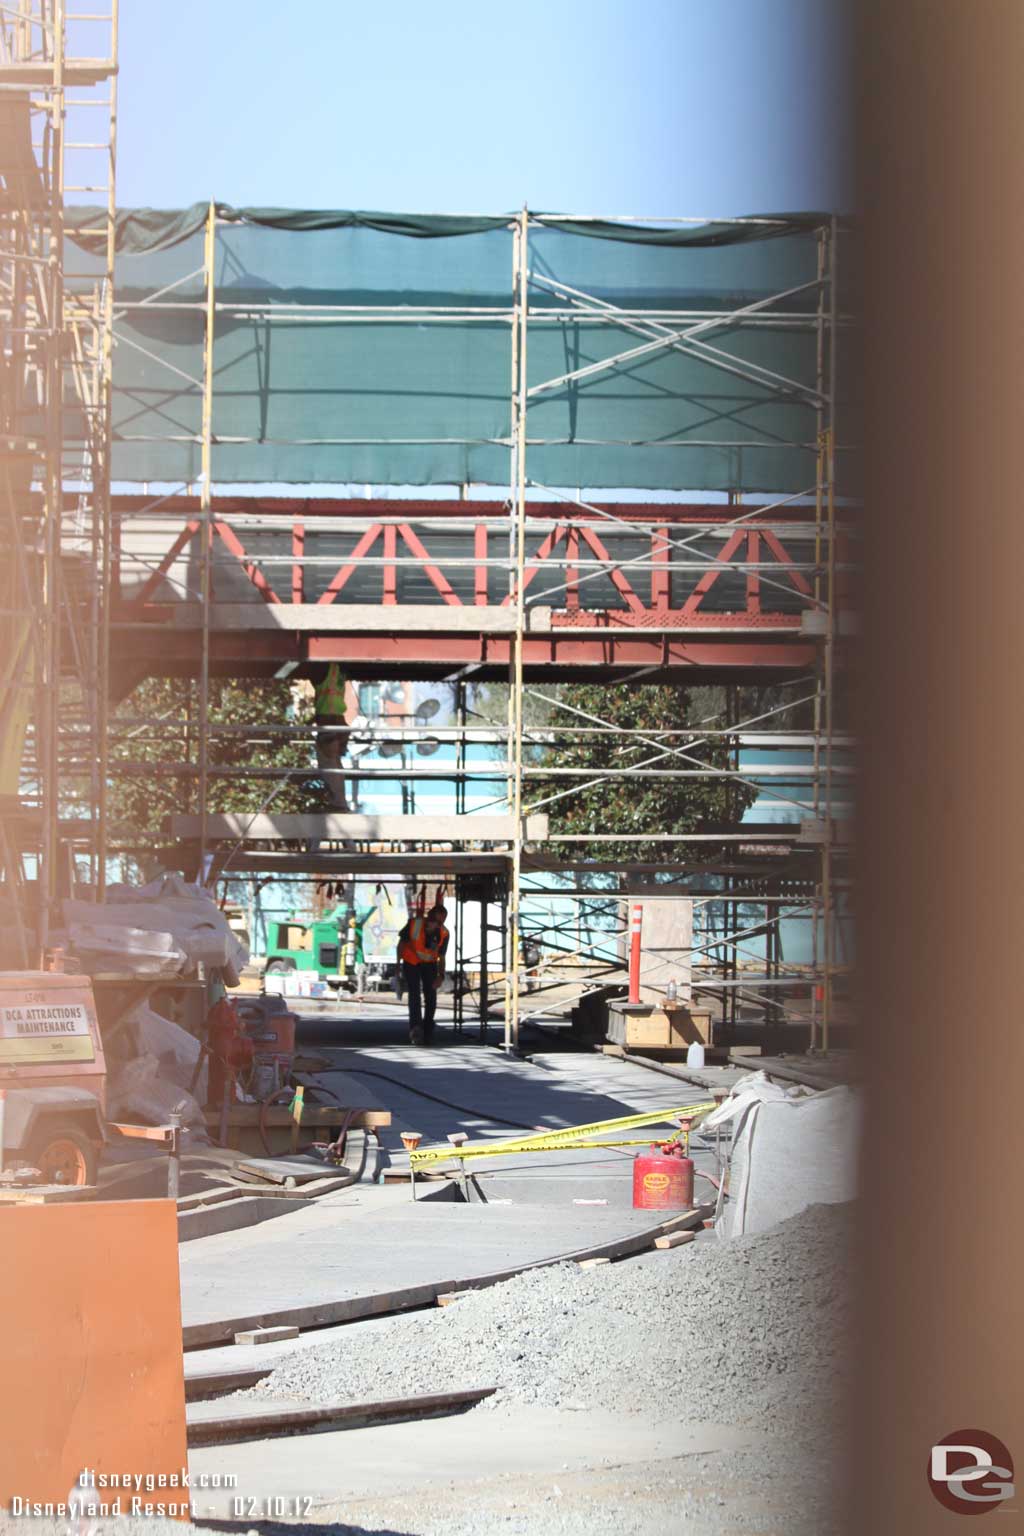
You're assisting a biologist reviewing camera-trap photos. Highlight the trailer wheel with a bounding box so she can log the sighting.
[24,1119,98,1187]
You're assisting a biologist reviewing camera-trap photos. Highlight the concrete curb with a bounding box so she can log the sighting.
[177,1129,376,1243]
[185,1364,274,1401]
[182,1203,711,1347]
[178,1195,300,1244]
[186,1387,496,1445]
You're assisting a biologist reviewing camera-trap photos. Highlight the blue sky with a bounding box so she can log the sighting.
[117,0,851,215]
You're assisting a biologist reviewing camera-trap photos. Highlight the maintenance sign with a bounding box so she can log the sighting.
[0,1000,95,1064]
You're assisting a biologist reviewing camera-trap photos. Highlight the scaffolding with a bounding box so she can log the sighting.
[0,0,117,958]
[4,178,852,1048]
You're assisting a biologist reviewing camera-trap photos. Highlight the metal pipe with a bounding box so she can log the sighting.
[167,1111,181,1200]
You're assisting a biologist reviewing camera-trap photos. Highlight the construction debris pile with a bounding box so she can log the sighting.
[58,874,248,983]
[106,1004,209,1135]
[47,874,251,1134]
[257,1201,853,1428]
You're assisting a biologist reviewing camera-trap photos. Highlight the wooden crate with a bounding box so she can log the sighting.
[607,1002,715,1051]
[666,1005,715,1046]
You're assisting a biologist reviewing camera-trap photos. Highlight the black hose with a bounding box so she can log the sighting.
[258,1081,350,1158]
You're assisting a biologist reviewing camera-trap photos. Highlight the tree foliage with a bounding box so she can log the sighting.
[525,683,760,861]
[107,677,329,850]
[469,680,806,861]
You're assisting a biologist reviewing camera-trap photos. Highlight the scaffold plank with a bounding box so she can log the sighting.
[168,812,549,843]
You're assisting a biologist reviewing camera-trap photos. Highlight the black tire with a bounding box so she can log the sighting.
[265,959,296,976]
[23,1118,98,1186]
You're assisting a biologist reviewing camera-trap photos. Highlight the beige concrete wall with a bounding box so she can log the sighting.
[620,898,693,1005]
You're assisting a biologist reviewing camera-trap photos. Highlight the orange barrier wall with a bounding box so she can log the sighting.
[0,1199,188,1518]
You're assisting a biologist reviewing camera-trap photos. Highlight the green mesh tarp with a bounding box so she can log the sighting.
[66,206,840,492]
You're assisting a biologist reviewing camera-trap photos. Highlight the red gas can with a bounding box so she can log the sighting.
[206,998,254,1108]
[632,1143,695,1210]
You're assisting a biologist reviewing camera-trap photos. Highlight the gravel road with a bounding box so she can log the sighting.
[1,1203,853,1536]
[257,1201,853,1428]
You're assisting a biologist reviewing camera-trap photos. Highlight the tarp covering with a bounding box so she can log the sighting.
[65,207,843,491]
[65,203,831,255]
[64,203,514,253]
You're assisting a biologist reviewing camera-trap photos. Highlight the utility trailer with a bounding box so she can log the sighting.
[0,971,107,1186]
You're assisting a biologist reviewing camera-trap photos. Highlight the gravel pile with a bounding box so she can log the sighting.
[259,1201,853,1427]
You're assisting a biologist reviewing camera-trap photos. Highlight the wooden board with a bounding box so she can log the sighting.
[0,1199,188,1511]
[653,1229,698,1250]
[202,1104,389,1156]
[187,1387,496,1446]
[236,1155,350,1185]
[203,1107,391,1128]
[0,1183,98,1203]
[233,1325,299,1346]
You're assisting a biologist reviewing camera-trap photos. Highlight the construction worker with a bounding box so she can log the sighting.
[396,904,449,1046]
[313,662,351,811]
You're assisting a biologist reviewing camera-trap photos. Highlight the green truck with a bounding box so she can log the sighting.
[264,905,356,989]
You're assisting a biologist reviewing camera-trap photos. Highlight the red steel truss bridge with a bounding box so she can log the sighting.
[108,495,850,692]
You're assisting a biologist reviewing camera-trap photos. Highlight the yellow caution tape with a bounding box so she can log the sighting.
[408,1102,715,1168]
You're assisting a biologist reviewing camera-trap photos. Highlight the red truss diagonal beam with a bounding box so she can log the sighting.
[317,524,383,605]
[500,522,569,606]
[397,524,462,606]
[578,525,646,613]
[679,528,747,617]
[760,528,814,596]
[213,521,282,605]
[129,519,199,606]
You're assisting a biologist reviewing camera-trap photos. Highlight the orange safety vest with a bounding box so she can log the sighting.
[399,918,449,966]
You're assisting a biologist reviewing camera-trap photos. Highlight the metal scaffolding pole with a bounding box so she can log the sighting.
[809,223,828,1052]
[1,2,118,949]
[198,199,216,877]
[821,214,840,1054]
[505,206,529,1052]
[95,0,119,896]
[38,0,68,945]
